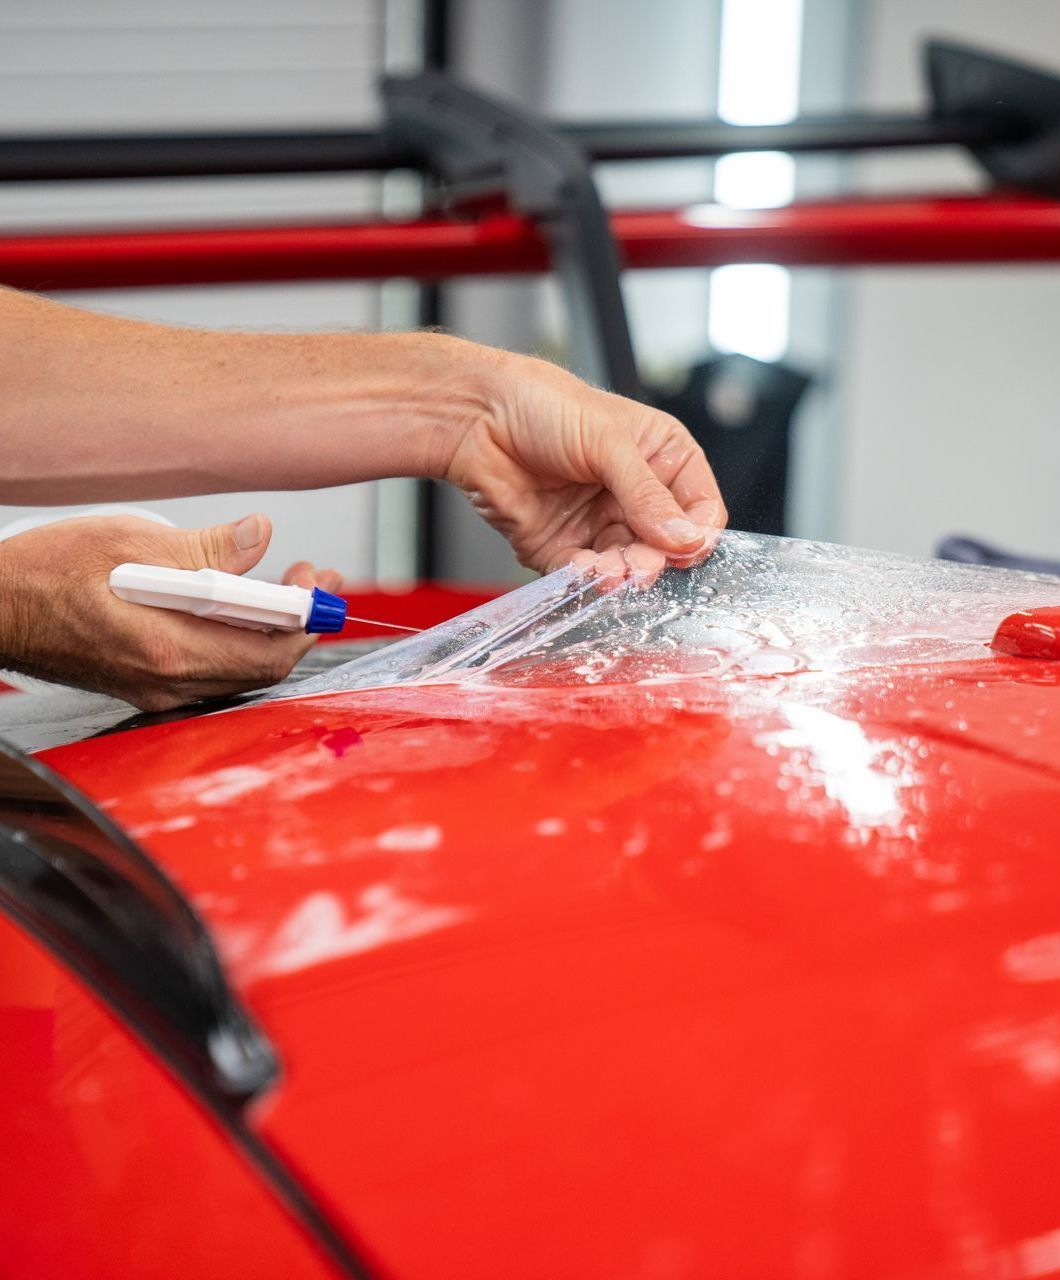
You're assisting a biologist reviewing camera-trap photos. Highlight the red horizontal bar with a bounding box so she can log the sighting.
[620,193,1060,268]
[0,213,546,292]
[2,194,1060,292]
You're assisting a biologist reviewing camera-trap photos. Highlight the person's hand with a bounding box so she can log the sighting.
[439,347,727,583]
[0,513,341,711]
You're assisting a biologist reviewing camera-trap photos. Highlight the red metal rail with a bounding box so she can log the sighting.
[2,193,1060,292]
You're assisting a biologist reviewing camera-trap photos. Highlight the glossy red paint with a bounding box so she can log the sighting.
[33,639,1060,1278]
[4,193,1060,293]
[0,909,344,1279]
[991,606,1060,660]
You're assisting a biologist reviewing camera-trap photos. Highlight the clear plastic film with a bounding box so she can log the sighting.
[275,532,1060,700]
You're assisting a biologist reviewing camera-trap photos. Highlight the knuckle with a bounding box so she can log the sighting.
[595,521,631,550]
[629,473,665,508]
[193,526,226,568]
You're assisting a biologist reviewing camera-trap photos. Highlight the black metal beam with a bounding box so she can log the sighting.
[383,71,643,399]
[561,112,1026,161]
[0,130,415,182]
[0,113,1028,184]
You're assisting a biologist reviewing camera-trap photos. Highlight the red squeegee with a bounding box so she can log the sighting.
[991,607,1060,659]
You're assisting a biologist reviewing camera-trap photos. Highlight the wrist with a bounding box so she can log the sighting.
[363,331,507,480]
[248,329,499,487]
[0,539,31,671]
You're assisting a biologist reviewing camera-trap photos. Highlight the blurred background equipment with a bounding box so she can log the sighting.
[936,535,1060,576]
[3,2,1060,581]
[652,353,811,536]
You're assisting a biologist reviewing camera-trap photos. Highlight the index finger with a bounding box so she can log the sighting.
[667,500,725,567]
[664,442,727,525]
[661,445,727,564]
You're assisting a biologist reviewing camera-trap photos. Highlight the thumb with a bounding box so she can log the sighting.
[598,440,706,555]
[186,512,272,575]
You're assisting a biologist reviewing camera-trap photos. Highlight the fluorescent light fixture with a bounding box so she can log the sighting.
[708,264,791,363]
[713,151,795,209]
[709,0,803,362]
[717,0,804,126]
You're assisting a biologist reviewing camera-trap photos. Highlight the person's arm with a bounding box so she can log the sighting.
[0,288,726,707]
[0,512,335,710]
[0,287,474,502]
[0,288,725,573]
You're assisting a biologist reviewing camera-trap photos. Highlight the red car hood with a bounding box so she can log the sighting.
[38,539,1060,1278]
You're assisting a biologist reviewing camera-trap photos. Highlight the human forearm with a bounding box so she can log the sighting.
[0,289,491,504]
[0,286,726,580]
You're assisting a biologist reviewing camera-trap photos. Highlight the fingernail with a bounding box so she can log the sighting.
[596,548,627,578]
[663,517,705,547]
[566,551,599,577]
[234,514,265,550]
[625,544,660,575]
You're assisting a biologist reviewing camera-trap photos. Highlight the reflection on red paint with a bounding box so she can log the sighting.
[320,726,363,758]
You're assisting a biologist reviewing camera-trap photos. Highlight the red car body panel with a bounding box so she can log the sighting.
[23,630,1060,1279]
[0,907,344,1279]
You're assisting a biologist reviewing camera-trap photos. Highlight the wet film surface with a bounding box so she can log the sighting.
[278,532,1060,699]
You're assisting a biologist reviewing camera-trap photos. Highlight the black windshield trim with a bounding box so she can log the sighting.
[0,740,379,1277]
[0,739,277,1101]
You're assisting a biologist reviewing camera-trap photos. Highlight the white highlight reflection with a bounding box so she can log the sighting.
[253,885,467,977]
[1017,1227,1060,1278]
[779,704,903,829]
[1004,934,1060,983]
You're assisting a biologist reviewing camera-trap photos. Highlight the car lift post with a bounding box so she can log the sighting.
[381,72,643,400]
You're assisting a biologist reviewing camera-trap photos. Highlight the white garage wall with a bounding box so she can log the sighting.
[544,0,721,372]
[840,1,1060,560]
[0,0,389,582]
